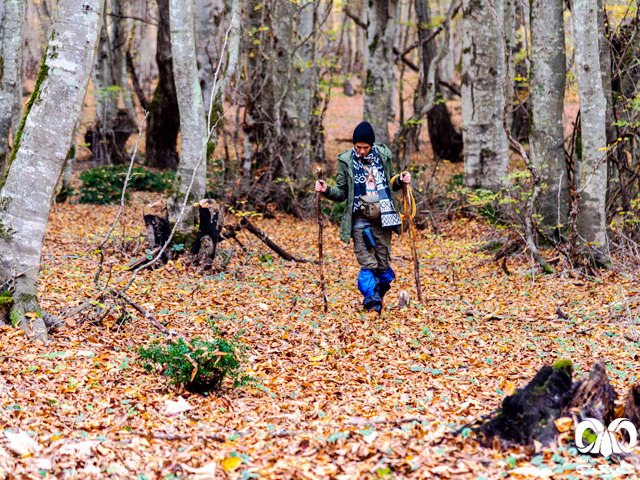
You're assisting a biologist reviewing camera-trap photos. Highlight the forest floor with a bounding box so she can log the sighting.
[1,83,640,479]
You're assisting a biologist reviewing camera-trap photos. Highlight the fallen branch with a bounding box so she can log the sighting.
[240,218,310,263]
[107,288,176,336]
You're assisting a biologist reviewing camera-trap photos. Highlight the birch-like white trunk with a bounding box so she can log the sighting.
[363,0,399,144]
[0,0,104,339]
[571,0,608,260]
[461,0,509,190]
[529,0,568,231]
[0,0,24,173]
[168,0,208,229]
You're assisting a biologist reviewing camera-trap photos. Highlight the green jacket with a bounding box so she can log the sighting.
[323,143,403,244]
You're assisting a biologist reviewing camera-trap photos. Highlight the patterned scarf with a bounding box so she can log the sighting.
[352,145,402,228]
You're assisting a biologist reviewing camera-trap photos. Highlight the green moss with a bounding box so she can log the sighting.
[532,384,547,396]
[0,291,13,305]
[552,359,572,371]
[17,293,39,308]
[1,48,49,190]
[10,309,19,327]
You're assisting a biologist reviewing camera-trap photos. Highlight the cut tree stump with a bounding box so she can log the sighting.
[143,214,172,267]
[567,360,616,426]
[474,359,631,450]
[191,200,224,268]
[476,360,573,445]
[624,384,640,429]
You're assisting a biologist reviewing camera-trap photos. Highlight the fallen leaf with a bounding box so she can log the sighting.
[4,430,41,457]
[221,456,242,471]
[163,396,193,416]
[554,417,573,433]
[509,466,554,478]
[182,461,217,478]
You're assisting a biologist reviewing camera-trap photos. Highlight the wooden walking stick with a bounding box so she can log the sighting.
[402,181,423,303]
[316,168,328,313]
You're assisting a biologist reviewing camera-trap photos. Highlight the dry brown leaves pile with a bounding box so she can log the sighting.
[1,186,639,479]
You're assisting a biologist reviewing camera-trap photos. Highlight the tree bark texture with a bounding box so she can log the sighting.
[529,0,569,232]
[110,0,137,126]
[364,0,399,145]
[597,0,615,145]
[503,0,515,132]
[91,0,135,165]
[206,0,241,152]
[195,0,225,108]
[571,0,609,260]
[461,0,509,190]
[146,0,180,170]
[0,0,24,174]
[294,0,319,179]
[0,0,105,340]
[242,0,317,214]
[168,0,208,230]
[91,3,119,162]
[417,0,462,163]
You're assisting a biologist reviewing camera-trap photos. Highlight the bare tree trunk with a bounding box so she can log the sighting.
[205,0,241,154]
[195,0,225,107]
[146,0,180,170]
[168,0,208,230]
[503,0,516,132]
[0,0,104,340]
[90,0,135,164]
[529,0,568,233]
[571,0,609,263]
[418,0,462,163]
[32,0,52,41]
[363,0,399,144]
[353,0,368,87]
[0,0,24,175]
[597,0,614,145]
[461,0,509,190]
[294,0,316,179]
[91,3,119,164]
[111,0,137,127]
[394,0,462,166]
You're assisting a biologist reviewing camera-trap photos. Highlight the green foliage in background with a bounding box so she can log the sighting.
[79,165,174,204]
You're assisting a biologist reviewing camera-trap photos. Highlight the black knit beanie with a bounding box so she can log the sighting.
[352,121,375,146]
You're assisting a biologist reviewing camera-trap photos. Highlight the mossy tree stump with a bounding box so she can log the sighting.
[475,359,637,451]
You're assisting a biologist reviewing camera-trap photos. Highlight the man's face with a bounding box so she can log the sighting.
[355,142,371,157]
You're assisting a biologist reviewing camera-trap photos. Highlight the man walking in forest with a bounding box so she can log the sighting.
[315,121,411,315]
